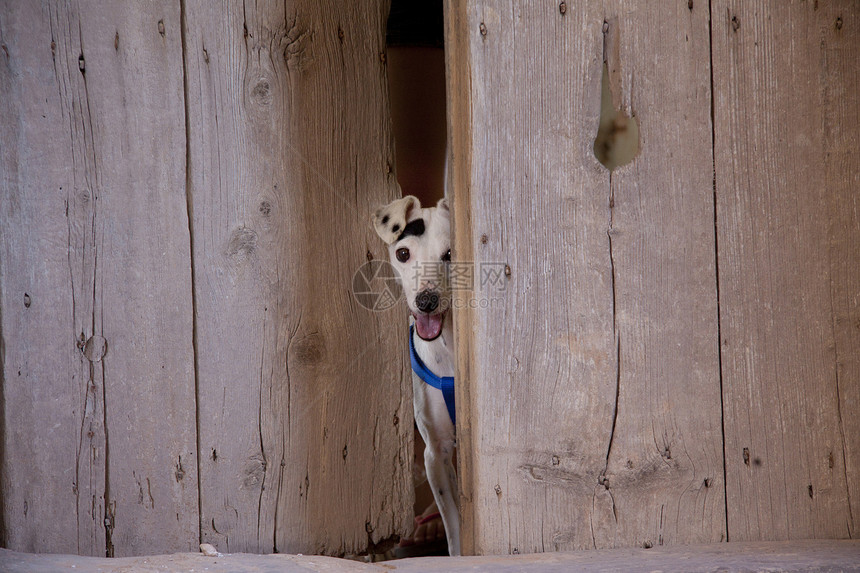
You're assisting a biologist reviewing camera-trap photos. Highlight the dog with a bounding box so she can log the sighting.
[372,195,460,556]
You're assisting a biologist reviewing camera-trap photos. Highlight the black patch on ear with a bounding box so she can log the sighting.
[392,224,400,233]
[397,218,425,241]
[382,215,389,224]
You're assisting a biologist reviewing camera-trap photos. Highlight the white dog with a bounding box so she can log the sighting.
[372,195,460,556]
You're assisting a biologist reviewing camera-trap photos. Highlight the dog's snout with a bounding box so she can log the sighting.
[415,289,440,313]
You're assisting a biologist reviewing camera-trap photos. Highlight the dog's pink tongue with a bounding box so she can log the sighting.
[414,313,443,340]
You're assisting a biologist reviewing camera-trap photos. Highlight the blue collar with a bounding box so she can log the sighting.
[409,325,456,425]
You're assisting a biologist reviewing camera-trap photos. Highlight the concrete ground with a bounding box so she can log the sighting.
[2,540,859,573]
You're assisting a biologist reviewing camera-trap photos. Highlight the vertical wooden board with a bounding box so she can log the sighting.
[713,0,859,540]
[603,2,725,548]
[82,3,200,557]
[448,1,620,555]
[447,0,723,554]
[184,0,413,555]
[823,5,860,540]
[0,1,97,554]
[0,0,198,557]
[442,0,477,553]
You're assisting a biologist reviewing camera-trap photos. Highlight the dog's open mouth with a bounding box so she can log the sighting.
[413,311,446,341]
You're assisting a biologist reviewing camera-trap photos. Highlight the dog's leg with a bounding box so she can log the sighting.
[414,373,460,556]
[423,435,460,555]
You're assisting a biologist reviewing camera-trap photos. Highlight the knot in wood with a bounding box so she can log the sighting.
[293,333,325,365]
[83,335,107,362]
[243,455,266,488]
[174,459,186,482]
[226,227,258,258]
[251,78,273,106]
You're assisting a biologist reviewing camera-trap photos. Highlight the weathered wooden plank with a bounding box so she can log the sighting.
[86,3,200,557]
[449,0,616,552]
[0,1,92,554]
[0,0,198,556]
[601,1,725,549]
[184,0,413,555]
[446,0,723,554]
[442,0,478,554]
[712,0,860,541]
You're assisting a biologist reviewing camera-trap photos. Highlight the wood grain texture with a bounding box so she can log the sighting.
[446,0,724,554]
[0,1,91,554]
[443,0,478,555]
[0,0,198,557]
[712,0,860,541]
[600,1,725,549]
[183,0,413,555]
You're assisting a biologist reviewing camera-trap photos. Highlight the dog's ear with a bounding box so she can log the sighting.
[372,195,421,245]
[436,197,449,212]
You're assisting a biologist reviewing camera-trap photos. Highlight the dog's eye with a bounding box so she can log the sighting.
[442,249,451,262]
[396,247,410,263]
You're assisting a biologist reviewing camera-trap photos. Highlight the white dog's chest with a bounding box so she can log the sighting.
[413,328,455,378]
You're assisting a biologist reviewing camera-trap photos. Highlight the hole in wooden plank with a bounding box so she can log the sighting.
[593,62,640,171]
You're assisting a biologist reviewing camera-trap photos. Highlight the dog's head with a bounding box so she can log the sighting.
[372,195,451,341]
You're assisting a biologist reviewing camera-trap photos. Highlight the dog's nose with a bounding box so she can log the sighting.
[415,289,440,313]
